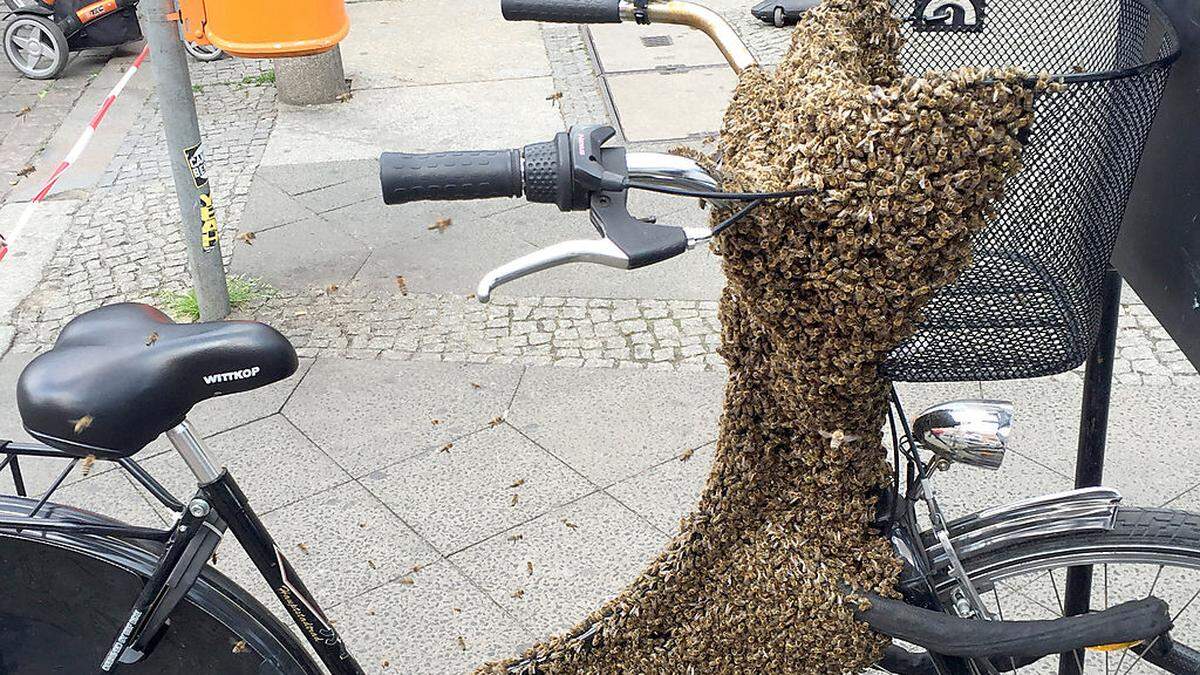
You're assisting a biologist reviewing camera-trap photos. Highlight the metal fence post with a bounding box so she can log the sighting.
[135,0,230,321]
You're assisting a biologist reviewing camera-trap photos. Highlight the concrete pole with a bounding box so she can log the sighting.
[273,46,348,105]
[136,0,230,321]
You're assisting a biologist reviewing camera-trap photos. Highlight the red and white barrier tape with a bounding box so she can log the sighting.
[0,44,150,264]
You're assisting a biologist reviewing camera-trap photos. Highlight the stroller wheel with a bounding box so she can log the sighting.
[185,41,226,62]
[4,14,69,80]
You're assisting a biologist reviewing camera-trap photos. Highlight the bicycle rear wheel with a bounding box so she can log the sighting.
[927,507,1200,674]
[0,498,319,674]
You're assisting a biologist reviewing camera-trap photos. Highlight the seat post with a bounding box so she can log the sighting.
[165,420,223,485]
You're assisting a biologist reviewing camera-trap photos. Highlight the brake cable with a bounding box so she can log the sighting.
[625,181,818,201]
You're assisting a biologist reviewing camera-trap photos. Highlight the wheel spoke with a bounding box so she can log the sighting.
[1120,587,1200,675]
[24,47,42,71]
[1048,570,1086,672]
[992,588,1018,674]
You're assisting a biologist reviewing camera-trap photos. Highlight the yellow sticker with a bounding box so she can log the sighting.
[200,193,218,252]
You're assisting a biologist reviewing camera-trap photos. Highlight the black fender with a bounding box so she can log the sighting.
[0,495,321,674]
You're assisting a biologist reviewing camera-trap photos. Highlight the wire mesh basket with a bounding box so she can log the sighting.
[881,0,1180,382]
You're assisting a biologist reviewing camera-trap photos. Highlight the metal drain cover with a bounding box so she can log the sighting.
[640,35,674,47]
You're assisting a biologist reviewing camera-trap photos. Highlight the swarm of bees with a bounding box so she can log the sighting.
[479,0,1044,672]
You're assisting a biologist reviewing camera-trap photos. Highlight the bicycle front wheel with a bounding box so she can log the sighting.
[928,507,1200,674]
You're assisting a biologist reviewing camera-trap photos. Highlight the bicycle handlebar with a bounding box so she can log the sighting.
[500,0,621,23]
[379,150,523,205]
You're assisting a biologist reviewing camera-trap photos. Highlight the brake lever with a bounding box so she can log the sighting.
[476,144,711,303]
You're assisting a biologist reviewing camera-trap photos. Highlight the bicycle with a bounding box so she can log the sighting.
[1,0,1197,674]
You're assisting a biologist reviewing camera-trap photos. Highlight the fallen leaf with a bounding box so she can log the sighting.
[511,589,525,599]
[80,454,96,476]
[395,275,408,295]
[561,518,578,529]
[359,521,367,528]
[237,231,256,245]
[70,415,94,434]
[232,640,248,654]
[145,331,159,346]
[367,559,377,569]
[470,382,481,389]
[440,442,453,453]
[15,106,31,118]
[527,561,534,576]
[679,447,695,462]
[336,91,354,103]
[466,293,477,300]
[452,607,462,613]
[16,165,35,177]
[430,418,441,426]
[510,494,519,506]
[399,576,414,585]
[381,660,390,668]
[427,217,452,232]
[326,284,339,294]
[411,564,423,573]
[457,636,467,651]
[546,91,563,102]
[297,542,310,554]
[509,478,525,489]
[211,550,219,564]
[488,415,504,427]
[507,534,523,542]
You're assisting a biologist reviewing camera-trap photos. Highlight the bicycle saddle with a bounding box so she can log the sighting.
[16,303,298,459]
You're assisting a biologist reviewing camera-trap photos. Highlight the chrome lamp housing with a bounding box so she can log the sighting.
[911,399,1013,470]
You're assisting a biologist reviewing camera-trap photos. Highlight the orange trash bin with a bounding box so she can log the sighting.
[177,0,349,59]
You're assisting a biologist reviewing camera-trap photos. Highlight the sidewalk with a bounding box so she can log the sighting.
[0,3,1198,673]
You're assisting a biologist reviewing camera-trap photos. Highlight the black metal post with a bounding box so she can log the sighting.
[1059,267,1122,675]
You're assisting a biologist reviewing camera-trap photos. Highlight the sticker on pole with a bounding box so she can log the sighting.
[200,193,219,252]
[184,142,209,189]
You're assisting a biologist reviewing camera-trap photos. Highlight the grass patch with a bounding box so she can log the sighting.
[241,69,276,86]
[157,275,271,322]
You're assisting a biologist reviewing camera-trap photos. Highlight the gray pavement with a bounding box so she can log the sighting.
[0,3,1198,674]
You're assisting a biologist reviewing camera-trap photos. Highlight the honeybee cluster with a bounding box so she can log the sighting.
[479,0,1041,672]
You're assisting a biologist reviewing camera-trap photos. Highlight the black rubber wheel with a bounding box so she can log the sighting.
[0,499,320,674]
[927,507,1200,673]
[773,6,787,27]
[3,14,70,80]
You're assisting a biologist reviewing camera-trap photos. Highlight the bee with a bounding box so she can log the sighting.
[70,415,94,434]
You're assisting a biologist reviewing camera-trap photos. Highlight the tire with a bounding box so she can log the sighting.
[928,507,1200,673]
[773,6,787,27]
[3,14,69,80]
[185,40,226,62]
[0,497,320,674]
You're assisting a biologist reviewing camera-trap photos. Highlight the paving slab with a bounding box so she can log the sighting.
[451,491,663,638]
[341,0,551,90]
[588,23,729,73]
[362,423,593,554]
[262,77,564,167]
[333,196,725,301]
[0,200,81,323]
[255,160,380,197]
[328,560,533,674]
[506,366,723,485]
[283,359,524,476]
[140,414,352,514]
[228,216,372,292]
[239,174,318,233]
[980,378,1200,509]
[210,481,439,612]
[604,67,737,142]
[605,441,715,534]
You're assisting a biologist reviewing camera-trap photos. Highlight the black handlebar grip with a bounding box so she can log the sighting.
[379,150,523,205]
[501,0,621,23]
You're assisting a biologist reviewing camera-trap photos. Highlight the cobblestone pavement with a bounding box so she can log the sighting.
[8,58,276,346]
[12,279,1150,387]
